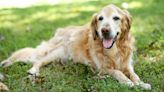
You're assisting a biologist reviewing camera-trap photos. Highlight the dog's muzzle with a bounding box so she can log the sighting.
[102,31,119,49]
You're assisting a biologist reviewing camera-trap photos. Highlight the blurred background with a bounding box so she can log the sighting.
[0,0,163,91]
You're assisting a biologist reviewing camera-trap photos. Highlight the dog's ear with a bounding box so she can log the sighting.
[120,10,132,41]
[91,13,98,40]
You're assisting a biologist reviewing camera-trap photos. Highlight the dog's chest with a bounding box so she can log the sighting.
[97,47,123,70]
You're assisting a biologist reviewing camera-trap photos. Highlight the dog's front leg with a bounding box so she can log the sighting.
[125,64,151,90]
[106,69,134,87]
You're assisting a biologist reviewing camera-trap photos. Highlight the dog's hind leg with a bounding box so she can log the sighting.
[28,46,67,76]
[0,48,36,67]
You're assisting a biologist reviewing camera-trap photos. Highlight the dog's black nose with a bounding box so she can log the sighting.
[101,28,109,33]
[102,28,111,39]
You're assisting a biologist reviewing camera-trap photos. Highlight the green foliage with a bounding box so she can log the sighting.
[0,0,163,91]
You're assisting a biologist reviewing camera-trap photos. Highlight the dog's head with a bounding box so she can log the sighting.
[91,4,132,49]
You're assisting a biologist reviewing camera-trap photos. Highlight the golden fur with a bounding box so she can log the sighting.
[1,4,151,90]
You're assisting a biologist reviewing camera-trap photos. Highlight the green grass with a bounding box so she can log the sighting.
[0,0,163,92]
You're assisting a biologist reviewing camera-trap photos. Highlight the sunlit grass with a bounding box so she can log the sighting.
[129,1,143,9]
[0,0,99,9]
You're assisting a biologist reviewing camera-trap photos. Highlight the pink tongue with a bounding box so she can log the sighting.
[103,39,113,48]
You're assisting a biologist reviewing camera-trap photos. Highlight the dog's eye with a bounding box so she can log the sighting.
[113,16,120,21]
[98,16,103,21]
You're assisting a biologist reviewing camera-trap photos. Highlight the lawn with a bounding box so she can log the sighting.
[0,0,163,92]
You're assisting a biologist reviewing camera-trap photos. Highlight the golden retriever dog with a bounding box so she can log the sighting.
[0,4,151,90]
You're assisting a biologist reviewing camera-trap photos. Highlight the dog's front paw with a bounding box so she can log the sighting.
[126,81,135,87]
[120,81,134,87]
[140,83,151,90]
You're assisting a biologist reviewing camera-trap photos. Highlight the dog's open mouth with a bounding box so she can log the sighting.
[102,38,115,49]
[102,33,118,49]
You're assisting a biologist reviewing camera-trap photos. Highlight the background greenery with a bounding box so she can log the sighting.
[0,0,163,92]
